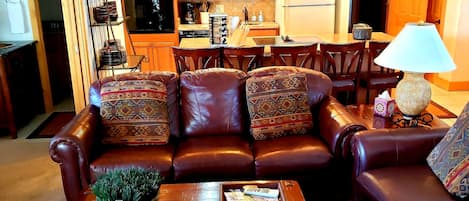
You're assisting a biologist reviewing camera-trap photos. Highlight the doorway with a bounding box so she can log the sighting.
[350,0,387,32]
[38,0,74,111]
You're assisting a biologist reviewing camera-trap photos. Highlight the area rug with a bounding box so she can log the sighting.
[426,100,458,119]
[27,112,75,139]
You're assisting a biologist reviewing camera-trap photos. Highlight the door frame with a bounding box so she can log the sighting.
[27,0,53,112]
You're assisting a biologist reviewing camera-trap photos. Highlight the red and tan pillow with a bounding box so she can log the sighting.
[245,72,313,140]
[100,80,170,145]
[427,102,469,199]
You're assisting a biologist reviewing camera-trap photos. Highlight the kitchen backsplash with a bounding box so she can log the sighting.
[208,0,275,22]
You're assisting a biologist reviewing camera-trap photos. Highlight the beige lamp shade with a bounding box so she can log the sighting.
[374,22,456,118]
[375,22,455,73]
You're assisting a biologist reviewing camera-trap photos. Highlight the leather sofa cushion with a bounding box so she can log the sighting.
[89,144,174,182]
[357,165,457,201]
[246,72,313,140]
[100,79,170,145]
[253,135,332,177]
[173,135,254,181]
[180,68,248,136]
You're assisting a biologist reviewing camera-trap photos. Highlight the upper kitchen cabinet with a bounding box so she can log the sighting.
[124,0,179,72]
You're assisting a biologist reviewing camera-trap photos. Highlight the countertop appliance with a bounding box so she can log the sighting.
[179,30,210,39]
[276,0,335,35]
[178,24,210,40]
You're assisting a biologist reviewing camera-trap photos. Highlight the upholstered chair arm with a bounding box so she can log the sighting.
[49,104,100,201]
[351,128,448,178]
[318,96,367,158]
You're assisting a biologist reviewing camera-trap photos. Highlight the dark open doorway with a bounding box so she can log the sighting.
[350,0,387,32]
[38,0,74,108]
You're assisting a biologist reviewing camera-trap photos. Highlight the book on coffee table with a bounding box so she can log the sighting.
[222,181,282,201]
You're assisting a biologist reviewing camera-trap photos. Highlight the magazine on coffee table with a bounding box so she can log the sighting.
[222,181,282,201]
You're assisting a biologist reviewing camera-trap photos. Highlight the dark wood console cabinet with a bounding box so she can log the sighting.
[0,41,44,138]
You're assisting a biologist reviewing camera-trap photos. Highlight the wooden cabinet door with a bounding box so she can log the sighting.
[426,0,446,34]
[129,34,178,72]
[151,42,176,72]
[386,0,429,35]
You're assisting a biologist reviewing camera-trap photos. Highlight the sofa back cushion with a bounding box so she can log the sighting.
[246,72,313,140]
[248,66,332,112]
[100,79,170,145]
[90,72,180,138]
[180,68,248,136]
[427,102,469,199]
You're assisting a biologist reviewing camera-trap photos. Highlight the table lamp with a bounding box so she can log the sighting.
[374,22,456,120]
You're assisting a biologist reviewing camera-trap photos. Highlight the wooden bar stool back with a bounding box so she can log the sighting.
[172,47,221,74]
[223,46,264,72]
[319,41,365,105]
[361,41,403,103]
[270,43,318,69]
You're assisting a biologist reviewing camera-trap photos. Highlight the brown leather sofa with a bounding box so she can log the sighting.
[49,67,366,201]
[351,128,460,201]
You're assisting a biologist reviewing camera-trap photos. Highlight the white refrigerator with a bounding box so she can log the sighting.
[276,0,336,35]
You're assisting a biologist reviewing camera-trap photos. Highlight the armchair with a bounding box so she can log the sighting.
[351,128,458,201]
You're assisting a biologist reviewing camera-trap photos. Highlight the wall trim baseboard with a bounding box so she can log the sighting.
[426,73,469,91]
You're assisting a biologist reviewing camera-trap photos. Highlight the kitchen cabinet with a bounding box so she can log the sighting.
[0,41,45,138]
[130,34,178,72]
[247,22,280,37]
[123,0,179,72]
[248,28,280,37]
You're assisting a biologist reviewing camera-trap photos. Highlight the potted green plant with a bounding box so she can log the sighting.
[90,167,163,201]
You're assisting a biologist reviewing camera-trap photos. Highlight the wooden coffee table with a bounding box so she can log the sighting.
[346,104,449,129]
[83,180,305,201]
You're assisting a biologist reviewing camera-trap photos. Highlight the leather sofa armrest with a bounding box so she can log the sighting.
[351,127,448,178]
[318,96,367,158]
[49,104,100,201]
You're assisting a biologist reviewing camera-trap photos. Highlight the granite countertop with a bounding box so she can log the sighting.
[0,40,36,56]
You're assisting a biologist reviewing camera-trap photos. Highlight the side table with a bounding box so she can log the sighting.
[345,104,449,129]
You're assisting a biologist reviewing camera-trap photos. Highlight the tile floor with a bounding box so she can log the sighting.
[430,84,469,126]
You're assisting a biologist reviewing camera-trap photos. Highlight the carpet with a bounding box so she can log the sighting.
[27,112,75,139]
[427,100,458,119]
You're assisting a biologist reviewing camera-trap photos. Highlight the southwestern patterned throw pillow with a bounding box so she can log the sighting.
[427,102,469,199]
[100,80,170,145]
[246,72,313,140]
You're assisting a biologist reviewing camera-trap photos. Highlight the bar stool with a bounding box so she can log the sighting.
[319,41,365,105]
[223,46,264,72]
[172,47,222,74]
[361,41,403,103]
[270,43,318,69]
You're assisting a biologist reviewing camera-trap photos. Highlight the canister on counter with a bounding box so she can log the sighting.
[209,13,228,46]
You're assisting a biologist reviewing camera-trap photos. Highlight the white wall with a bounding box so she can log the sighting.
[0,0,33,41]
[439,0,469,83]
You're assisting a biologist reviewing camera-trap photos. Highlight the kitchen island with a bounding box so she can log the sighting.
[179,32,394,56]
